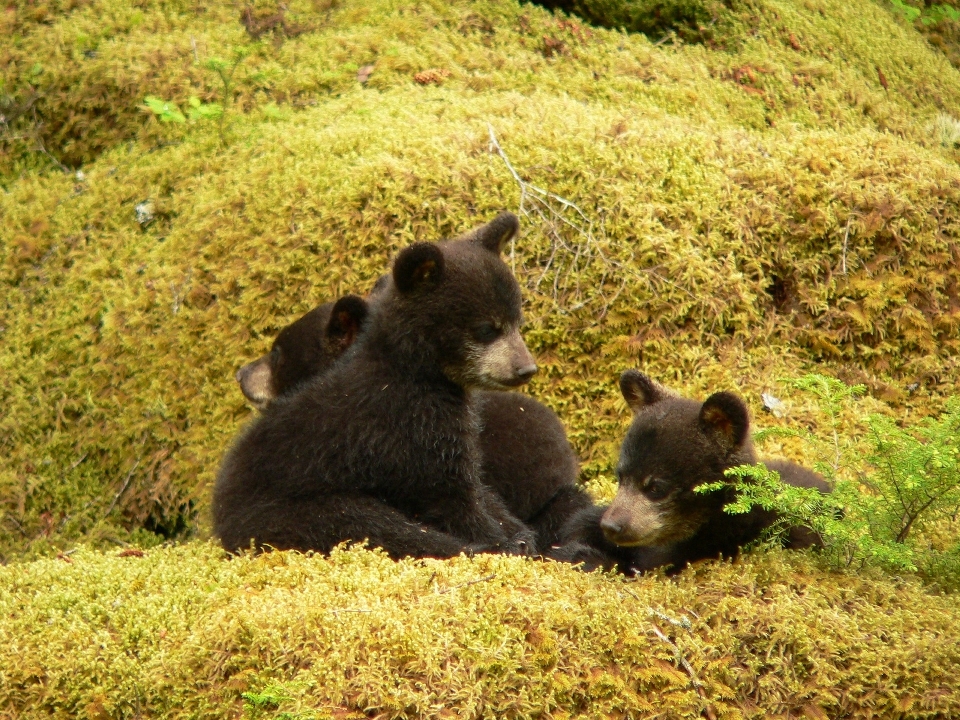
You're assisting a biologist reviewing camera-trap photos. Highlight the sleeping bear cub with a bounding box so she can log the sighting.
[564,370,831,573]
[214,212,540,559]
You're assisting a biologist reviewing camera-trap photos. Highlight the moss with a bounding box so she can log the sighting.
[883,0,960,70]
[538,0,739,45]
[5,0,960,170]
[1,544,959,718]
[3,0,960,554]
[4,0,960,710]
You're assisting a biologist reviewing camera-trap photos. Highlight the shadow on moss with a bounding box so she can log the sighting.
[529,0,737,44]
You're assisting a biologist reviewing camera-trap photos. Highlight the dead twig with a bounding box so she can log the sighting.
[487,125,637,317]
[653,32,676,47]
[68,453,89,472]
[438,573,496,594]
[171,268,194,315]
[650,623,717,720]
[104,458,142,518]
[841,215,852,275]
[31,109,70,174]
[650,608,692,629]
[488,125,701,319]
[4,516,28,537]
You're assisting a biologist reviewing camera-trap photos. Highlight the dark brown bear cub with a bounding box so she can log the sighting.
[234,296,591,549]
[213,212,539,559]
[233,294,647,570]
[236,297,367,409]
[596,370,830,571]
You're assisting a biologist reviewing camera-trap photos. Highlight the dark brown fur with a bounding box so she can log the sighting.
[574,371,831,572]
[213,213,540,559]
[236,297,367,409]
[233,292,643,570]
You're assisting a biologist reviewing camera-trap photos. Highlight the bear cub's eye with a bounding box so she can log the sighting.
[474,321,503,343]
[643,478,671,501]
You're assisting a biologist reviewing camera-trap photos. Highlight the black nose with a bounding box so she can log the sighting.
[515,364,537,382]
[600,516,623,538]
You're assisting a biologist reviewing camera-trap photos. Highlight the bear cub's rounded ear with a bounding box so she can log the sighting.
[471,211,519,255]
[236,355,276,408]
[619,370,662,413]
[698,391,750,452]
[326,295,369,351]
[393,242,445,294]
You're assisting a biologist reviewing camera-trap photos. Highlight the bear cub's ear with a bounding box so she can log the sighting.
[471,211,520,255]
[326,295,369,352]
[698,391,750,452]
[394,242,445,294]
[619,370,662,413]
[236,355,276,407]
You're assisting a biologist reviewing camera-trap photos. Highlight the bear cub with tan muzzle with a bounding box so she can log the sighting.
[586,370,830,572]
[214,212,542,559]
[232,283,642,572]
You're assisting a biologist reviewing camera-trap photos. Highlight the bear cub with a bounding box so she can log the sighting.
[234,289,631,567]
[236,297,367,409]
[574,370,831,572]
[214,212,540,559]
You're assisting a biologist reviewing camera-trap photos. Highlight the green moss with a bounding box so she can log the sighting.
[5,0,960,169]
[1,544,959,718]
[2,0,960,550]
[559,0,738,45]
[3,0,960,709]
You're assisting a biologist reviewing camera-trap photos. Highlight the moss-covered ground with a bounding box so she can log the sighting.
[3,0,960,715]
[4,544,960,719]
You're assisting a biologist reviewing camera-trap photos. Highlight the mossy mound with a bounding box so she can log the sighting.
[4,0,960,557]
[2,544,960,719]
[4,0,960,713]
[6,0,960,170]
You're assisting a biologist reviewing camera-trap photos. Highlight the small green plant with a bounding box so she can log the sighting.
[890,0,960,26]
[202,48,250,144]
[891,0,922,23]
[143,47,249,144]
[707,375,960,584]
[143,96,186,124]
[186,95,224,122]
[921,3,960,25]
[862,402,960,543]
[242,684,292,719]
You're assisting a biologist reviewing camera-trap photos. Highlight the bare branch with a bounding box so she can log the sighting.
[438,573,496,594]
[649,624,717,720]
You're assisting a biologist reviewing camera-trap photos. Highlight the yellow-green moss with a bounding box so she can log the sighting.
[5,0,960,168]
[1,544,959,719]
[3,0,960,713]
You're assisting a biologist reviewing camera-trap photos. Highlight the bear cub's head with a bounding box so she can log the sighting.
[236,295,368,408]
[387,211,537,389]
[600,370,756,547]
